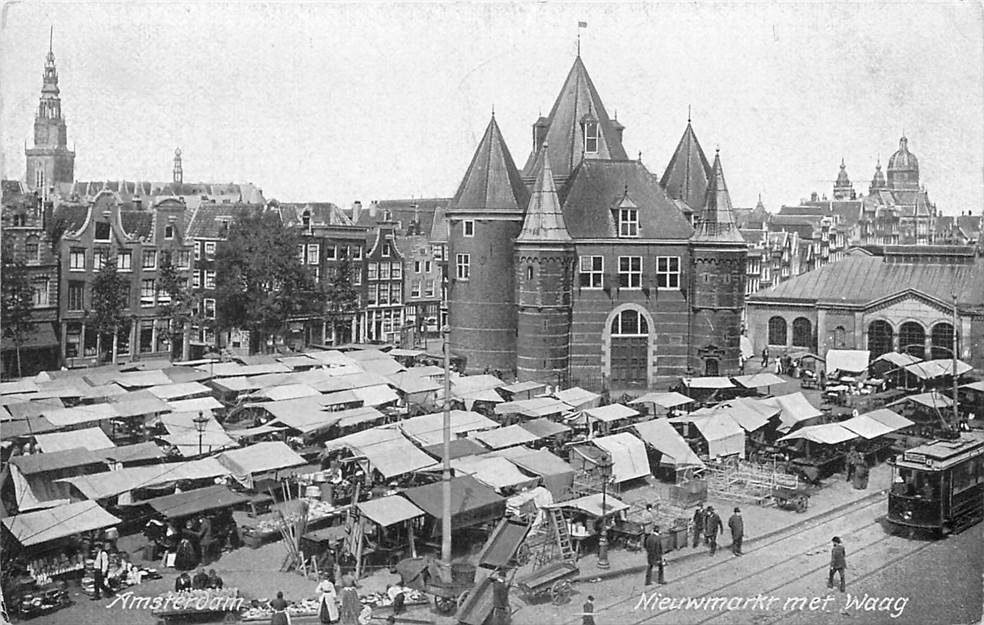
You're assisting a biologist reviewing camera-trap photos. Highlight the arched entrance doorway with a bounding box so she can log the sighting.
[607,308,650,388]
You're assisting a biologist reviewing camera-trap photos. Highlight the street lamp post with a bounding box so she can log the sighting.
[597,452,614,569]
[952,295,960,427]
[193,410,209,456]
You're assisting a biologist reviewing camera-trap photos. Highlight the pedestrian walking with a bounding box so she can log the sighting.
[691,503,705,548]
[845,447,858,481]
[828,537,846,592]
[582,595,596,625]
[704,506,723,556]
[761,348,768,368]
[643,525,665,586]
[728,508,744,556]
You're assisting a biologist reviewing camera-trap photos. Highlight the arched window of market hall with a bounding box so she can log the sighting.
[867,320,893,358]
[609,309,648,388]
[931,322,955,360]
[899,321,926,359]
[611,309,648,336]
[768,316,786,346]
[792,317,812,348]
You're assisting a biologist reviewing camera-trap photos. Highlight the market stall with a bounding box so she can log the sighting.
[674,376,737,405]
[631,418,705,481]
[401,474,506,543]
[325,426,436,481]
[826,350,871,379]
[731,373,785,396]
[58,457,230,501]
[669,412,746,460]
[157,410,238,457]
[34,426,115,453]
[838,408,914,463]
[471,424,541,450]
[777,423,859,482]
[3,500,120,549]
[553,386,601,410]
[499,381,547,401]
[628,391,694,417]
[449,455,541,494]
[398,410,498,446]
[494,397,571,424]
[422,438,489,461]
[760,392,823,436]
[579,403,639,437]
[490,447,574,500]
[352,495,426,572]
[587,432,651,483]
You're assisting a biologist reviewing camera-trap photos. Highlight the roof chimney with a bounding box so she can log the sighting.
[369,200,378,218]
[352,200,362,223]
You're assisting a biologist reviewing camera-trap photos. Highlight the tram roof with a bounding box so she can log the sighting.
[896,433,984,470]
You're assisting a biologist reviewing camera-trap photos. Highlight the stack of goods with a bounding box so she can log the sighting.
[240,597,320,622]
[26,554,85,584]
[360,589,427,608]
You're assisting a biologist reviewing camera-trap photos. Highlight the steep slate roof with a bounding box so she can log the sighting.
[561,160,693,240]
[120,211,152,239]
[449,115,528,214]
[278,203,354,228]
[372,198,448,236]
[187,202,260,239]
[429,202,449,242]
[52,203,89,232]
[749,252,984,307]
[660,121,712,211]
[522,56,628,179]
[693,151,744,243]
[516,145,572,243]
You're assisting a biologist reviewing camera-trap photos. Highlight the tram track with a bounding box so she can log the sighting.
[549,494,887,625]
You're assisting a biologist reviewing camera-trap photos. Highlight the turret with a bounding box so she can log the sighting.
[514,144,576,385]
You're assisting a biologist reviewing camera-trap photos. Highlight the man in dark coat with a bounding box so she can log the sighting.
[192,568,209,590]
[643,526,665,586]
[582,595,596,625]
[197,515,215,565]
[728,508,744,555]
[490,569,511,625]
[692,503,705,548]
[828,536,846,592]
[704,506,723,556]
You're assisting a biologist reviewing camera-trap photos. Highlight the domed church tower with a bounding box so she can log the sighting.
[447,114,530,374]
[514,145,576,386]
[887,135,919,191]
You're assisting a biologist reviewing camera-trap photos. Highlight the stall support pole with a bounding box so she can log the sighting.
[441,325,452,564]
[409,521,417,558]
[953,294,960,427]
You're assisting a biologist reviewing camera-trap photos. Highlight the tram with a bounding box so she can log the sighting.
[888,433,984,535]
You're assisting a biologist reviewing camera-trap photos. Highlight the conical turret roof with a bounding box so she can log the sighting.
[693,150,744,243]
[450,115,529,214]
[517,144,572,243]
[660,121,712,212]
[522,56,628,180]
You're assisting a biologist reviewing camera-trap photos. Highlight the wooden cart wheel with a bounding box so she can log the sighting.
[515,543,531,566]
[551,580,572,605]
[457,590,470,609]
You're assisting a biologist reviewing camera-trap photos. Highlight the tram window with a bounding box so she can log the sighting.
[914,473,938,500]
[953,463,975,494]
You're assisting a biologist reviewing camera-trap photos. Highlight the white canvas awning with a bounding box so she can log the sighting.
[147,382,212,401]
[471,425,541,449]
[873,352,922,368]
[59,458,229,500]
[549,492,629,518]
[249,383,322,401]
[839,409,912,439]
[351,384,400,407]
[631,419,705,468]
[167,396,224,413]
[681,377,735,389]
[450,455,539,492]
[731,373,785,389]
[34,427,115,453]
[494,397,570,418]
[778,423,858,445]
[864,408,915,431]
[905,359,973,380]
[326,427,435,478]
[889,391,954,409]
[399,410,498,446]
[357,495,424,527]
[669,412,746,458]
[553,387,601,409]
[43,403,121,428]
[825,350,870,374]
[583,403,639,423]
[3,501,120,547]
[216,441,305,475]
[629,392,694,409]
[590,432,651,483]
[759,392,822,432]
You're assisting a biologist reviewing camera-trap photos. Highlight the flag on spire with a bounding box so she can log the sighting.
[578,21,588,28]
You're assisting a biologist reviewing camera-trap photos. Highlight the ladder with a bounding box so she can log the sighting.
[548,507,576,562]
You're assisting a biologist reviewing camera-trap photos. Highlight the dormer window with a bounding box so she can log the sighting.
[619,207,639,237]
[302,210,311,229]
[12,213,27,227]
[584,121,599,154]
[164,225,175,239]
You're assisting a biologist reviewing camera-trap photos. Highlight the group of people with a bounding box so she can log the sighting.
[89,542,147,599]
[174,568,223,591]
[845,446,870,489]
[311,571,363,625]
[690,504,744,556]
[146,511,240,571]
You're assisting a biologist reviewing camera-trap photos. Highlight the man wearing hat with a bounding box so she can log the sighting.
[92,542,112,600]
[728,508,744,556]
[643,525,665,586]
[828,537,847,592]
[691,503,705,548]
[703,506,723,556]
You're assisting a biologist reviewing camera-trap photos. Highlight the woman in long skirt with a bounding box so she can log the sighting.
[270,591,290,625]
[338,579,361,625]
[316,572,339,623]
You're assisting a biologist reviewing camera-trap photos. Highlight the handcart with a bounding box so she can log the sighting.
[515,560,579,605]
[771,486,810,513]
[397,557,476,614]
[609,520,644,551]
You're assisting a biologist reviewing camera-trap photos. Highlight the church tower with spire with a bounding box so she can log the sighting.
[25,29,75,197]
[833,158,855,200]
[514,144,576,386]
[688,150,747,375]
[447,114,530,374]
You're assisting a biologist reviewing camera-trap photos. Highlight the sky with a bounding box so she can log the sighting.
[1,1,982,214]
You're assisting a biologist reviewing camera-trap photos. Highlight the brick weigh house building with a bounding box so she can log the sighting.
[446,54,747,391]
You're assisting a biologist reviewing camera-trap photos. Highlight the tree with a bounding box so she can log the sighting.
[89,255,127,363]
[158,251,198,360]
[1,254,35,377]
[215,209,324,353]
[323,250,359,345]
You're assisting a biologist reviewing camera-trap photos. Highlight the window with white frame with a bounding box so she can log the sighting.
[192,271,201,288]
[432,245,444,261]
[297,244,305,262]
[414,261,421,273]
[352,265,362,285]
[69,248,86,271]
[411,280,421,298]
[463,220,475,237]
[204,270,216,289]
[618,256,642,289]
[380,263,391,280]
[368,284,377,306]
[142,249,156,270]
[117,250,132,271]
[140,279,156,307]
[391,284,402,304]
[584,121,599,154]
[175,250,191,269]
[33,278,50,307]
[307,243,320,265]
[619,207,639,237]
[656,256,680,289]
[425,260,432,273]
[25,237,39,263]
[368,263,378,280]
[611,308,648,336]
[194,242,201,261]
[326,245,337,260]
[93,248,108,270]
[382,242,392,257]
[352,246,362,260]
[391,262,402,279]
[456,254,470,280]
[204,298,216,319]
[67,281,84,311]
[425,279,435,297]
[204,241,216,260]
[579,255,604,288]
[164,224,175,239]
[379,283,390,305]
